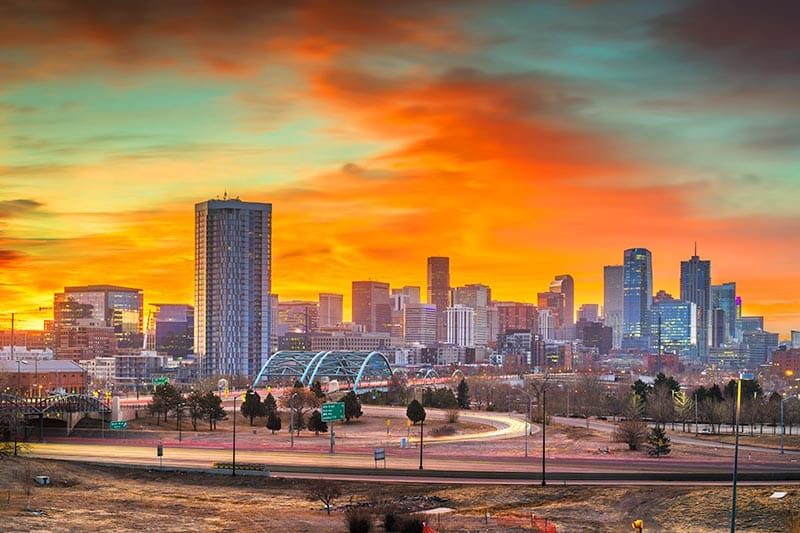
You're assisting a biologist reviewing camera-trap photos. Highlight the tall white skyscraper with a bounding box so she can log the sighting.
[603,265,624,349]
[446,305,475,347]
[318,293,343,328]
[195,198,272,379]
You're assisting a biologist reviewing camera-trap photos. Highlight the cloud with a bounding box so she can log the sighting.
[653,0,800,76]
[0,198,43,218]
[0,249,25,265]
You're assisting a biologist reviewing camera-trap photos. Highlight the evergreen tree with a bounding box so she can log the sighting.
[201,391,227,430]
[406,399,426,425]
[186,389,204,431]
[343,391,363,423]
[308,409,328,434]
[266,411,282,434]
[240,389,263,426]
[647,425,671,457]
[263,392,278,417]
[310,381,326,399]
[457,378,470,409]
[632,379,652,403]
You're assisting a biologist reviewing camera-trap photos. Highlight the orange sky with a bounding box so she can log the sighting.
[0,1,798,336]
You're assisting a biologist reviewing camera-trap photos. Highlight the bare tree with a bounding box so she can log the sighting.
[647,387,674,430]
[308,480,341,514]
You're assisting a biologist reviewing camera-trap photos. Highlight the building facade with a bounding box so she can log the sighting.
[55,285,144,348]
[427,257,450,342]
[680,252,711,360]
[146,303,194,357]
[403,303,437,346]
[651,299,697,358]
[352,281,391,334]
[711,282,737,344]
[622,248,653,351]
[451,284,491,346]
[603,265,624,349]
[550,274,575,326]
[318,293,343,328]
[446,305,475,347]
[195,198,272,379]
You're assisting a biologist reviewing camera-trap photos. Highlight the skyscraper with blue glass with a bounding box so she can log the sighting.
[622,248,653,351]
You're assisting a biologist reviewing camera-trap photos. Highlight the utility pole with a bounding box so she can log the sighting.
[232,394,237,477]
[541,386,546,486]
[418,419,424,470]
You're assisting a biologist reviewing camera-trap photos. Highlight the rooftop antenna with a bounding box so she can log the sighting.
[694,241,697,257]
[223,190,228,200]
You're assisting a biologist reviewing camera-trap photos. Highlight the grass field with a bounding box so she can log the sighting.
[1,458,799,532]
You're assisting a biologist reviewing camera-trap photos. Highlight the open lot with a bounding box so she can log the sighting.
[1,458,799,532]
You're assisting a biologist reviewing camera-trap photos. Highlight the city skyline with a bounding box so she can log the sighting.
[1,2,798,335]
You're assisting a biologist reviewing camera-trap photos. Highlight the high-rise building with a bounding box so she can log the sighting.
[146,304,194,357]
[577,304,600,323]
[427,257,450,342]
[711,308,727,347]
[318,293,343,328]
[55,285,144,348]
[622,248,653,351]
[195,198,271,379]
[792,330,800,349]
[603,265,624,349]
[278,300,319,332]
[394,286,421,305]
[550,275,575,326]
[446,305,475,347]
[495,302,537,335]
[352,281,391,333]
[537,309,555,341]
[452,284,491,346]
[737,316,764,338]
[743,330,779,367]
[404,303,437,345]
[711,282,737,343]
[651,300,697,358]
[680,250,711,359]
[537,291,566,328]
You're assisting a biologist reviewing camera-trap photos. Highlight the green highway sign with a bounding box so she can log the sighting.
[110,420,128,430]
[321,402,345,422]
[152,377,169,386]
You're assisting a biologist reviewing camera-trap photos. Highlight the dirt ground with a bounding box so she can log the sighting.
[1,458,798,532]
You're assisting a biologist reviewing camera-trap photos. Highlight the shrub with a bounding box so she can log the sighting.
[446,409,460,423]
[430,424,457,437]
[383,509,401,532]
[345,508,372,533]
[399,516,425,533]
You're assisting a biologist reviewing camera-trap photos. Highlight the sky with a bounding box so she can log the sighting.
[0,0,798,335]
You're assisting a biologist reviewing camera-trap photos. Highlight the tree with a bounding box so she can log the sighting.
[266,411,282,434]
[310,381,326,399]
[343,391,363,423]
[653,373,680,395]
[308,410,328,435]
[148,383,182,423]
[387,372,408,405]
[632,379,652,403]
[186,390,205,431]
[457,378,470,409]
[240,389,263,426]
[647,386,675,429]
[280,386,321,435]
[647,425,671,457]
[308,480,341,514]
[0,410,29,457]
[263,392,278,417]
[201,391,226,430]
[406,399,426,425]
[614,418,648,451]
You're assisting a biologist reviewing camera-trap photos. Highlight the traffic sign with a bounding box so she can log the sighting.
[152,377,169,386]
[321,402,344,422]
[110,420,128,430]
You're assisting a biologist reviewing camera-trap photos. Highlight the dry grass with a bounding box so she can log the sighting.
[0,458,797,532]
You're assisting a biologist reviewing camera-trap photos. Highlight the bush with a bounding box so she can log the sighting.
[383,509,401,532]
[446,409,460,423]
[430,424,457,437]
[399,516,425,533]
[345,508,372,533]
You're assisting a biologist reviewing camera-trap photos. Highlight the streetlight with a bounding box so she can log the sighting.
[418,417,425,470]
[232,393,239,477]
[14,360,29,456]
[730,372,753,533]
[781,394,797,455]
[290,392,299,448]
[541,385,547,487]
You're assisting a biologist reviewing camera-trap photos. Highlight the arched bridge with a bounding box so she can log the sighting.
[253,350,394,394]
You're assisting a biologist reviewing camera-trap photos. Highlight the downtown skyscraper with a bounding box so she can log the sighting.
[680,249,711,359]
[352,281,391,333]
[622,248,653,351]
[195,198,272,379]
[603,265,624,349]
[427,256,450,342]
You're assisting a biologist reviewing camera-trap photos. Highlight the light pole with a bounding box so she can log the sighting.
[541,385,547,486]
[730,372,752,533]
[781,395,797,455]
[14,359,29,456]
[290,392,299,448]
[418,418,424,470]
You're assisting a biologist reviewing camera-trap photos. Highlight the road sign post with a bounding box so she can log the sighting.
[110,420,128,430]
[321,402,344,454]
[157,443,163,467]
[374,447,386,469]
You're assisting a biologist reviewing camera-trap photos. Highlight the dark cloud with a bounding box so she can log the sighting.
[0,199,43,218]
[0,249,25,265]
[653,0,800,75]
